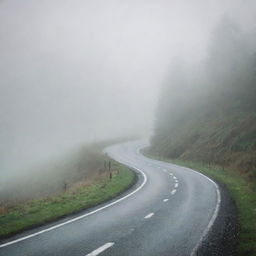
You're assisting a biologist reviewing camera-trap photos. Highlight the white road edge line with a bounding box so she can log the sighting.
[189,169,221,256]
[86,242,115,256]
[139,146,221,256]
[0,165,148,248]
[171,189,176,195]
[163,199,169,202]
[144,213,154,219]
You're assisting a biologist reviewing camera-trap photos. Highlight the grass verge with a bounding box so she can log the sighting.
[143,151,256,256]
[0,162,136,239]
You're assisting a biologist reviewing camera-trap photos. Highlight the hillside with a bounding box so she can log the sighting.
[150,19,256,182]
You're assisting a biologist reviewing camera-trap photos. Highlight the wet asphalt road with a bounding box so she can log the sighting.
[0,140,220,256]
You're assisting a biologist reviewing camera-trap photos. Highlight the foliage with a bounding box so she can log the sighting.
[151,19,256,180]
[0,163,135,238]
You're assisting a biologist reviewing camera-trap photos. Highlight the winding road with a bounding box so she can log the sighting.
[0,140,221,256]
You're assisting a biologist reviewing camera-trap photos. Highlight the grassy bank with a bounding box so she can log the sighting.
[0,162,136,239]
[1,137,137,204]
[144,151,256,256]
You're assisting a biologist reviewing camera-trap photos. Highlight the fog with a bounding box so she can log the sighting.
[1,0,255,188]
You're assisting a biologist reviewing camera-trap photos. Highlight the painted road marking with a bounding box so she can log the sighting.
[171,189,177,195]
[137,147,221,256]
[144,213,154,219]
[163,199,169,202]
[169,173,173,176]
[189,168,221,256]
[0,166,148,248]
[174,183,179,188]
[86,242,115,256]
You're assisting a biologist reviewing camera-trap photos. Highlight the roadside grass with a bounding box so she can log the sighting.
[0,162,135,239]
[143,151,256,256]
[171,160,256,256]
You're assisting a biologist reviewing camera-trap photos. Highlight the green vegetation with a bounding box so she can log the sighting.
[171,160,256,256]
[1,137,137,204]
[145,151,256,256]
[173,161,256,256]
[0,162,136,238]
[151,20,256,180]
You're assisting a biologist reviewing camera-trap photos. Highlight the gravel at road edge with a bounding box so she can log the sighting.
[196,182,239,256]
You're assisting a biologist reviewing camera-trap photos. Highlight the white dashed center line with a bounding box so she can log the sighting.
[174,183,179,188]
[163,199,169,202]
[86,242,115,256]
[171,189,177,195]
[144,213,154,219]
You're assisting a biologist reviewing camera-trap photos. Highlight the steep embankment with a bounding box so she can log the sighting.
[152,106,256,180]
[151,20,256,181]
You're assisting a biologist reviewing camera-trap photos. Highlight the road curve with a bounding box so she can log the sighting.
[0,140,220,256]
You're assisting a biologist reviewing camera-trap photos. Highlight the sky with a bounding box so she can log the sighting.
[0,0,255,178]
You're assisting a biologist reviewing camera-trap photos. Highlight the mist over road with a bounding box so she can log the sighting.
[1,0,255,184]
[0,140,223,256]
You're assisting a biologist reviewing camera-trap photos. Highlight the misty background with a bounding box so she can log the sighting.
[1,0,255,195]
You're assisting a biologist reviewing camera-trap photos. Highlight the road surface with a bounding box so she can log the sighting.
[0,140,220,256]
